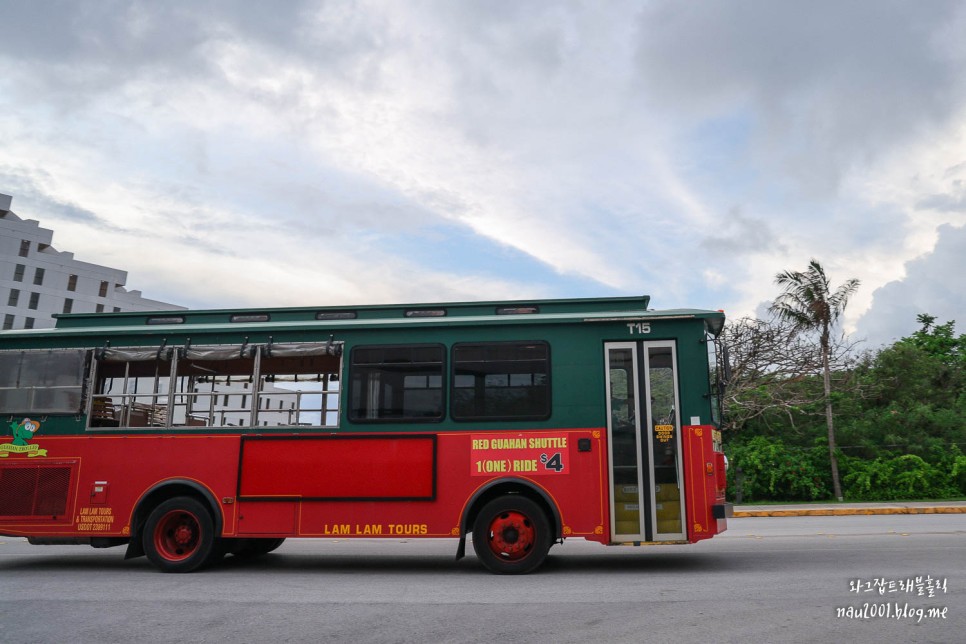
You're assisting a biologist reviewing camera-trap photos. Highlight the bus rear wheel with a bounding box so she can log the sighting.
[143,497,215,573]
[472,496,551,574]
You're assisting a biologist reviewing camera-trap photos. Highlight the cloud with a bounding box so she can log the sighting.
[0,169,126,232]
[700,208,787,256]
[913,158,966,214]
[632,0,966,196]
[1,0,965,331]
[855,223,966,346]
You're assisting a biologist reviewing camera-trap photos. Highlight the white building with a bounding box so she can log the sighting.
[1,192,184,330]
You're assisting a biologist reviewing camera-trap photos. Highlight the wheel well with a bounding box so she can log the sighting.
[124,481,222,560]
[462,481,561,539]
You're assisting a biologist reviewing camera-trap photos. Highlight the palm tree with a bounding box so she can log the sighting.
[770,259,860,501]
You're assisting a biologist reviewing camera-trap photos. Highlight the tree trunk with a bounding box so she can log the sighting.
[821,329,844,501]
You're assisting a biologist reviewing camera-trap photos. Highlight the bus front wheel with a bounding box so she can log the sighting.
[472,496,551,574]
[143,497,215,573]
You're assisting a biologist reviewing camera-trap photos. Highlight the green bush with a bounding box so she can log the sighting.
[727,436,830,502]
[947,451,966,495]
[840,453,958,500]
[727,438,964,502]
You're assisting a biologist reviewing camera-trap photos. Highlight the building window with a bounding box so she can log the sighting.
[19,240,30,257]
[24,317,35,329]
[63,298,73,314]
[113,307,121,313]
[2,314,13,330]
[95,303,104,313]
[33,267,45,286]
[28,292,40,310]
[13,264,25,282]
[67,274,78,291]
[99,281,109,297]
[7,289,20,307]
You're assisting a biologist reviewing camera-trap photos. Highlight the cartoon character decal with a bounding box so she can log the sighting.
[0,418,47,457]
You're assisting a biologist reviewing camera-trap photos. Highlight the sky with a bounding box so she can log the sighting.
[1,0,964,348]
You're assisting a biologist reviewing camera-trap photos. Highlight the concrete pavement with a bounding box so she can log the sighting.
[733,500,966,517]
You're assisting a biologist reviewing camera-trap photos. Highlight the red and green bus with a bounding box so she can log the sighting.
[0,295,731,573]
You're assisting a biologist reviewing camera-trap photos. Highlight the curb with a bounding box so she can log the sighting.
[734,506,966,518]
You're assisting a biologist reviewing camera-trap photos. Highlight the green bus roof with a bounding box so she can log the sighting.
[50,295,653,329]
[1,295,726,342]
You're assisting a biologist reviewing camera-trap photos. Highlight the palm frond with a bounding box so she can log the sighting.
[770,260,859,332]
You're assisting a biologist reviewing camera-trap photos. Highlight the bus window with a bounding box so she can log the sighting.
[0,349,87,415]
[172,345,258,428]
[90,341,342,429]
[451,342,550,421]
[92,347,173,427]
[348,345,444,422]
[253,343,342,428]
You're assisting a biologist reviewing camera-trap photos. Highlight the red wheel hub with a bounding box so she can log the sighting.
[487,511,535,560]
[154,510,201,561]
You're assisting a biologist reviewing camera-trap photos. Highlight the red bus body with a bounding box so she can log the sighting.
[1,297,731,573]
[2,427,727,544]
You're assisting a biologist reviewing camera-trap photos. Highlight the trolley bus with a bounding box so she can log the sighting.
[0,295,731,573]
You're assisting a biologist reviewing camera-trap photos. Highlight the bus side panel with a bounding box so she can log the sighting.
[287,429,609,542]
[0,459,80,531]
[236,435,436,537]
[0,435,242,539]
[683,425,727,542]
[2,430,609,543]
[453,428,609,542]
[239,435,436,500]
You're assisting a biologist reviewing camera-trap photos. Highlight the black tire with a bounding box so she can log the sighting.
[472,496,552,574]
[142,496,216,573]
[230,538,286,559]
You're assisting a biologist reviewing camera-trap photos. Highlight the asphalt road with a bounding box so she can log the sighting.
[2,514,963,643]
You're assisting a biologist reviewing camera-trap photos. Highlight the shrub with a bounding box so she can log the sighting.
[841,454,958,500]
[727,436,830,502]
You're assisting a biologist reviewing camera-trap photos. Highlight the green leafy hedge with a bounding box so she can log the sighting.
[726,436,966,502]
[840,454,959,501]
[726,437,830,502]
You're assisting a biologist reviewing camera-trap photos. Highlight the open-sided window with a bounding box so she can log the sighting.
[172,344,258,428]
[91,346,175,427]
[89,341,342,429]
[251,343,342,428]
[451,342,550,421]
[348,345,444,422]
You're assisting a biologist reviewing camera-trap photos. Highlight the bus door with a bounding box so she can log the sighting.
[604,341,686,542]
